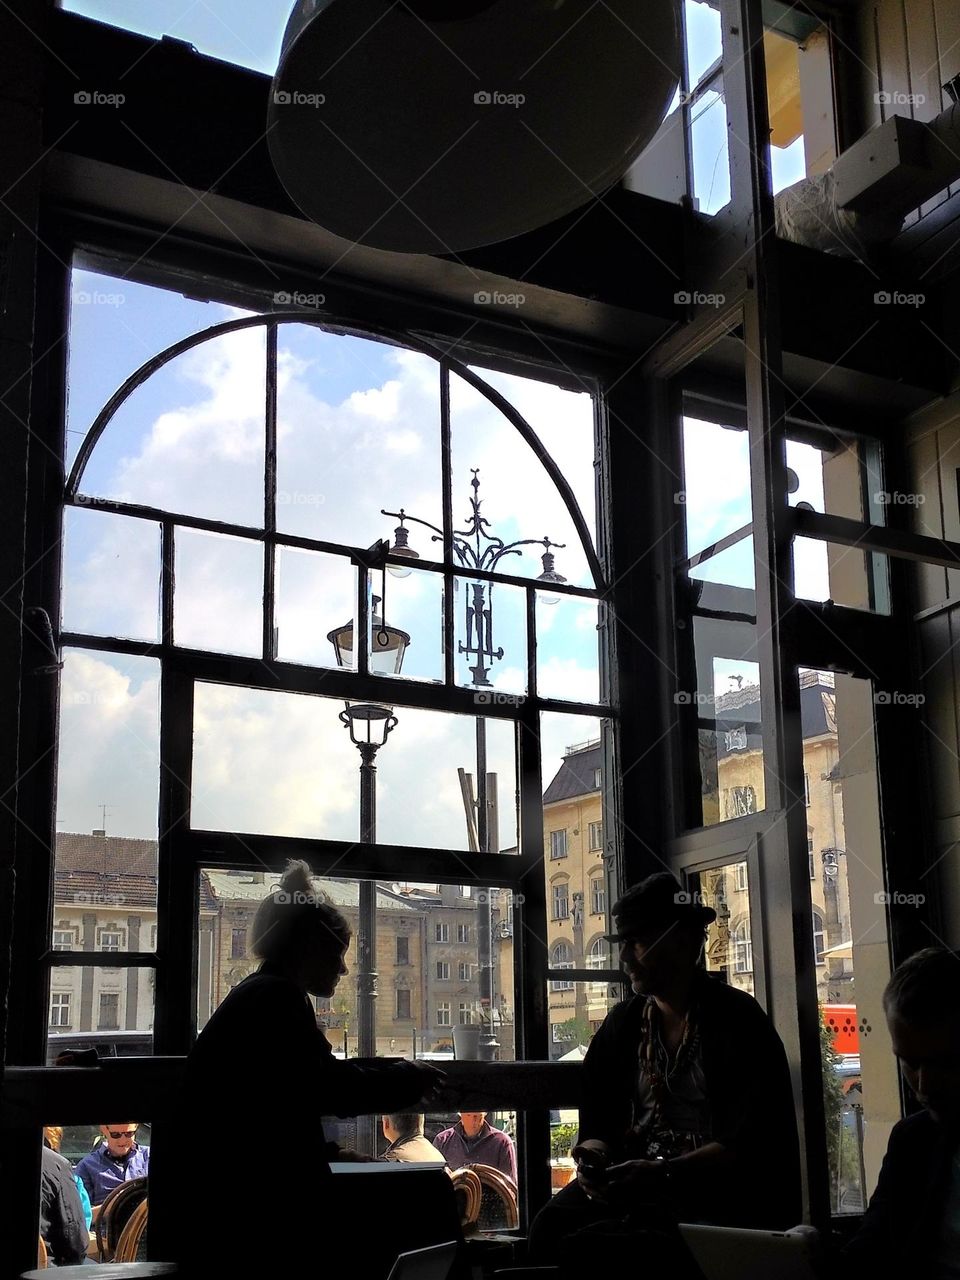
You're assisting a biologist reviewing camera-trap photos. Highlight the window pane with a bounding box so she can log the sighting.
[536,594,602,705]
[465,364,598,559]
[80,325,266,527]
[67,267,230,470]
[62,509,160,641]
[798,669,901,1215]
[547,980,622,1062]
[55,651,160,951]
[787,435,884,524]
[685,0,722,87]
[192,684,518,853]
[793,538,892,614]
[378,567,444,685]
[198,871,516,1064]
[46,967,155,1062]
[276,327,442,549]
[682,416,752,561]
[692,862,754,996]
[685,621,765,829]
[455,578,527,697]
[449,371,596,589]
[175,529,264,656]
[690,86,731,214]
[275,548,356,668]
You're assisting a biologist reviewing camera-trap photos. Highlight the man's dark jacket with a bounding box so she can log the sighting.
[841,1111,956,1275]
[577,972,802,1230]
[40,1145,89,1266]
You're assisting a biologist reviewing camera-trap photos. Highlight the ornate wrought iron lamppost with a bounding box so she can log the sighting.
[382,470,566,1059]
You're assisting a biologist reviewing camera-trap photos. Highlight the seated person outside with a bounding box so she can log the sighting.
[528,872,801,1264]
[74,1122,149,1210]
[40,1130,89,1266]
[434,1112,517,1183]
[382,1113,446,1163]
[841,946,960,1276]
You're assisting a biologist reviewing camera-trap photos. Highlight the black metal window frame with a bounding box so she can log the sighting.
[41,269,620,1074]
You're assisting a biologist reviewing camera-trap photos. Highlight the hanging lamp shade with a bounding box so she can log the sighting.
[267,0,681,255]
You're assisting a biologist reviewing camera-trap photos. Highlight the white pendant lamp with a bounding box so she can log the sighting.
[268,0,681,255]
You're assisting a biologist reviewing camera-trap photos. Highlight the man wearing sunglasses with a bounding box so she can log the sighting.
[75,1124,150,1208]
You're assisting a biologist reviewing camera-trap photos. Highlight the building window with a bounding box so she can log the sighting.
[457,923,470,944]
[99,930,123,952]
[733,921,753,974]
[808,837,816,880]
[593,767,602,789]
[49,993,71,1027]
[436,961,450,980]
[396,989,411,1020]
[459,885,471,898]
[231,927,246,959]
[724,725,747,752]
[550,942,575,991]
[591,878,605,915]
[553,883,569,920]
[804,774,811,806]
[52,929,75,951]
[458,961,471,981]
[587,937,607,969]
[435,922,449,943]
[588,821,603,850]
[396,935,409,965]
[550,829,568,860]
[734,862,748,892]
[813,910,825,964]
[436,1003,451,1027]
[98,992,120,1030]
[458,1002,476,1024]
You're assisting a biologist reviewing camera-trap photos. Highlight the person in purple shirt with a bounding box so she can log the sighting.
[74,1123,149,1207]
[434,1112,517,1183]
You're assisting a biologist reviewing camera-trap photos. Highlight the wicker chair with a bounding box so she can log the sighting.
[113,1196,149,1262]
[448,1166,483,1233]
[462,1163,519,1231]
[94,1176,148,1261]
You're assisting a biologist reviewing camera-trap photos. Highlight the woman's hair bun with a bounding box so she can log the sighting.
[278,859,315,897]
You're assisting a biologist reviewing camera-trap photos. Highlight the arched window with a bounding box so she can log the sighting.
[732,919,752,974]
[53,289,612,1087]
[587,937,608,969]
[551,941,574,991]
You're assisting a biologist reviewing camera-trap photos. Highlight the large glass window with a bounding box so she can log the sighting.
[58,262,615,1218]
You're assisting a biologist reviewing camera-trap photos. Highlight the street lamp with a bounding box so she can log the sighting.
[327,596,409,1147]
[382,470,566,1060]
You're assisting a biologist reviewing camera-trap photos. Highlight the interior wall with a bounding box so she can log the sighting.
[858,0,960,223]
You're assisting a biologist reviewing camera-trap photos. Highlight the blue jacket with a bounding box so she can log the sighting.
[74,1141,150,1206]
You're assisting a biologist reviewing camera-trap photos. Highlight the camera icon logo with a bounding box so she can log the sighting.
[273,90,291,105]
[474,91,491,105]
[74,91,91,105]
